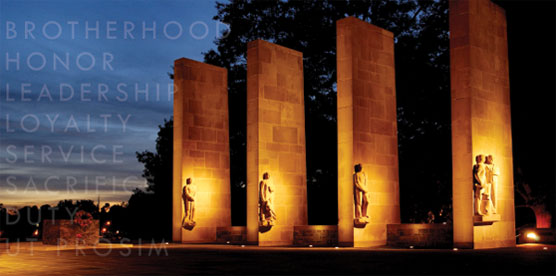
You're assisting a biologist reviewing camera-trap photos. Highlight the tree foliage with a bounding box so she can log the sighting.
[132,119,173,239]
[203,0,451,224]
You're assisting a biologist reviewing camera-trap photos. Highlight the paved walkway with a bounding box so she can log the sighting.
[0,242,554,275]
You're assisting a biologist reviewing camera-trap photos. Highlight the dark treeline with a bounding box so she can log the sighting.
[0,200,100,240]
[0,198,166,241]
[0,195,168,241]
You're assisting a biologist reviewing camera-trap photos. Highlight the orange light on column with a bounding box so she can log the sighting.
[449,0,515,249]
[246,40,308,246]
[336,17,400,247]
[172,58,231,243]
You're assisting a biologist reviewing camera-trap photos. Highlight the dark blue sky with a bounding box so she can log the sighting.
[0,0,226,207]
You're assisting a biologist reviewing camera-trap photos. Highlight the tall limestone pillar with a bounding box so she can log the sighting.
[450,0,515,249]
[246,40,307,246]
[336,17,400,247]
[172,58,231,243]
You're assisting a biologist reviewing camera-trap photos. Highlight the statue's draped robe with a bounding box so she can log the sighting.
[353,171,369,219]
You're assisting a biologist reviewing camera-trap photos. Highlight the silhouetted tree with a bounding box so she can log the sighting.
[133,118,173,239]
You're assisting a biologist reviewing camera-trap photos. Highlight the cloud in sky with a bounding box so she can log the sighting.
[0,0,228,208]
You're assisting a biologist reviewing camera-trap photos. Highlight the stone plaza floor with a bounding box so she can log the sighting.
[0,242,554,275]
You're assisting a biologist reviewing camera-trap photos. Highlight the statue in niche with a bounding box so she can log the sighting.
[474,154,499,216]
[473,155,487,215]
[354,164,369,224]
[182,178,196,229]
[259,172,276,227]
[485,155,498,214]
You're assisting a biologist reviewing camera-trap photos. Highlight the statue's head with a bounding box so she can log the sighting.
[486,155,493,164]
[475,155,483,164]
[354,164,362,173]
[263,172,269,180]
[186,178,192,184]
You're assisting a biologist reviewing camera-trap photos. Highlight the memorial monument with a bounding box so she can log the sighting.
[169,1,516,249]
[337,17,400,247]
[450,0,515,249]
[246,40,308,246]
[172,58,232,243]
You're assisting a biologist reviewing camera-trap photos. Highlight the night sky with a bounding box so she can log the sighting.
[1,0,225,207]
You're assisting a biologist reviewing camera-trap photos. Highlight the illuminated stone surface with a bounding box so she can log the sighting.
[246,40,307,246]
[172,58,231,243]
[387,224,453,249]
[473,214,501,225]
[216,226,247,244]
[450,0,515,249]
[293,225,338,247]
[336,17,400,247]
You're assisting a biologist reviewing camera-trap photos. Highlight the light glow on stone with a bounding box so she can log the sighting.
[526,232,540,241]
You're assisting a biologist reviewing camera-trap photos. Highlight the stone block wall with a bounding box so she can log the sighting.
[216,226,247,244]
[387,224,453,248]
[293,225,338,247]
[337,17,400,247]
[246,40,307,246]
[172,58,231,243]
[450,0,515,249]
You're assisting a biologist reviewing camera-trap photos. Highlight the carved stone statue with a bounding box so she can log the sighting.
[485,155,498,214]
[259,172,276,226]
[182,178,196,228]
[473,155,487,215]
[353,164,369,224]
